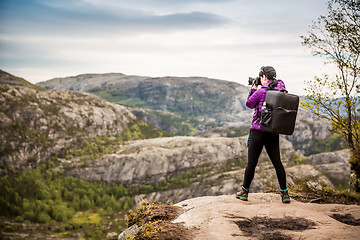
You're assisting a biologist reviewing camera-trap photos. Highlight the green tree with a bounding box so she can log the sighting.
[301,0,360,190]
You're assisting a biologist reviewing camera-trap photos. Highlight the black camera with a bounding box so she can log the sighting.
[248,77,261,86]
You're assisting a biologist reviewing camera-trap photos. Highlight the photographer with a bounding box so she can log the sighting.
[236,66,290,203]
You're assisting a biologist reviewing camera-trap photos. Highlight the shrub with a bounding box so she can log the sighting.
[37,212,51,224]
[15,216,24,223]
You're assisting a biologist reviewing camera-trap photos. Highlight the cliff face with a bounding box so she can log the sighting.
[0,83,136,170]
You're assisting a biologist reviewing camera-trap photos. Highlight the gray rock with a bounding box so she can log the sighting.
[118,224,141,240]
[307,149,351,185]
[0,84,136,170]
[106,232,118,239]
[65,136,249,185]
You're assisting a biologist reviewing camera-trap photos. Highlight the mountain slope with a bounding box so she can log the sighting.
[0,69,45,91]
[37,73,250,116]
[37,73,252,134]
[37,72,344,154]
[37,73,149,92]
[0,71,169,170]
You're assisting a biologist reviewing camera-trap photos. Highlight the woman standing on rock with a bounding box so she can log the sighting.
[236,66,290,203]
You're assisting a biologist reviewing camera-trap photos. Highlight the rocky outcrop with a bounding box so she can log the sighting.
[65,136,249,185]
[65,135,337,204]
[307,149,351,185]
[286,109,332,155]
[0,84,136,170]
[0,69,44,90]
[64,135,296,186]
[171,194,360,240]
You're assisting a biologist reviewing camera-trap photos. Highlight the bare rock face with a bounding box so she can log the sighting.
[307,149,351,185]
[172,194,360,240]
[286,109,332,155]
[65,136,297,185]
[0,84,136,169]
[65,136,249,186]
[65,135,338,204]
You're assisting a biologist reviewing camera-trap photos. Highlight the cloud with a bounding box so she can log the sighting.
[0,0,331,95]
[0,0,229,37]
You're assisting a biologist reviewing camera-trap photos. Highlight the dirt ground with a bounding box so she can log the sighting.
[173,193,360,240]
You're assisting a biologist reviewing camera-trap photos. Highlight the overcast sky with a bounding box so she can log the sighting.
[0,0,331,95]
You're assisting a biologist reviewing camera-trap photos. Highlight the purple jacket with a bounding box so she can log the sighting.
[246,79,286,131]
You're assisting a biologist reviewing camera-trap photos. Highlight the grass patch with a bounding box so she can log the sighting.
[289,178,360,205]
[69,212,101,225]
[56,118,171,161]
[287,152,308,167]
[124,201,191,240]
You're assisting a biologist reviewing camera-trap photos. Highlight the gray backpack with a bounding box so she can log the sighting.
[260,89,299,135]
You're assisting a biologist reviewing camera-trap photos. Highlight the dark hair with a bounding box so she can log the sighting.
[259,66,276,80]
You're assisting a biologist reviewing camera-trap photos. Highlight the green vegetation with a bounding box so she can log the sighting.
[132,109,200,136]
[0,165,134,223]
[0,159,222,239]
[0,162,137,239]
[289,177,360,204]
[0,119,54,159]
[88,84,236,137]
[126,201,189,240]
[55,119,172,161]
[154,170,199,192]
[300,0,360,190]
[0,70,46,91]
[88,87,147,108]
[130,167,220,196]
[287,152,308,167]
[302,134,347,156]
[121,119,172,140]
[349,146,360,192]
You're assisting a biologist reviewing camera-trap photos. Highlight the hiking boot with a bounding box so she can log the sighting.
[236,186,249,201]
[280,188,290,203]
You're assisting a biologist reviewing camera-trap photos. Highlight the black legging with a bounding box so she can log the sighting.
[243,129,287,190]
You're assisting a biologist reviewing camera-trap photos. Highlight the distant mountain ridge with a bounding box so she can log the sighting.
[37,73,149,92]
[37,72,250,117]
[37,72,343,155]
[37,73,253,135]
